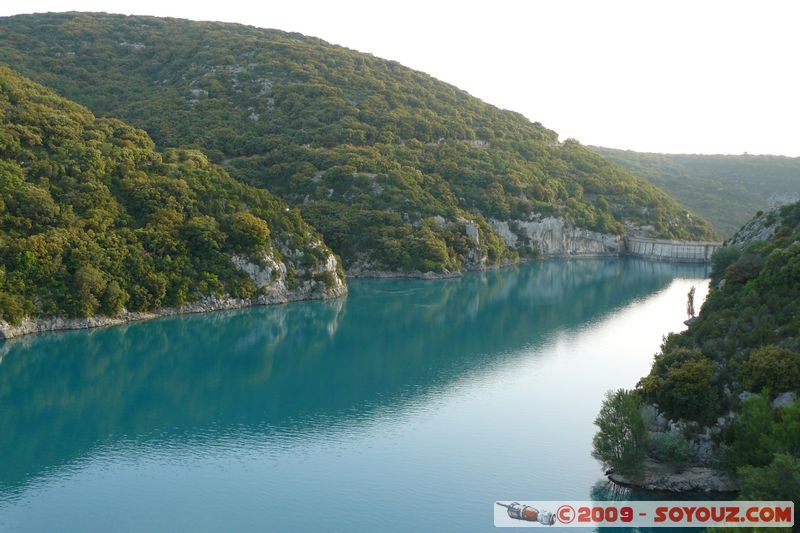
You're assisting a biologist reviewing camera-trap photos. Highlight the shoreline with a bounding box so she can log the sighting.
[1,251,710,341]
[0,286,346,342]
[606,459,739,493]
[1,256,552,341]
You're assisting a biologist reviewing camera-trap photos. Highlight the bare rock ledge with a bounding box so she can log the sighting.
[608,459,739,493]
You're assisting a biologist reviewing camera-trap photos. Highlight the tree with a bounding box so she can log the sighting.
[592,389,649,476]
[73,265,107,317]
[100,280,128,316]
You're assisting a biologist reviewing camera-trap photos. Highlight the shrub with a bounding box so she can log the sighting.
[650,431,692,468]
[640,350,718,423]
[592,389,649,476]
[312,270,337,289]
[738,453,800,501]
[775,401,800,456]
[725,252,765,285]
[286,267,298,290]
[741,345,800,395]
[710,246,740,286]
[183,215,226,252]
[0,293,27,325]
[230,211,270,249]
[723,395,778,469]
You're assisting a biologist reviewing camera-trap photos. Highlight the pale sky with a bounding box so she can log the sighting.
[2,0,799,156]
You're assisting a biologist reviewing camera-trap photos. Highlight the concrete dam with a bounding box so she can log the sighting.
[624,236,722,263]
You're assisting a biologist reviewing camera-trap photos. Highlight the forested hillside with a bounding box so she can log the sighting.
[594,201,800,500]
[0,13,716,273]
[0,65,343,325]
[591,146,800,237]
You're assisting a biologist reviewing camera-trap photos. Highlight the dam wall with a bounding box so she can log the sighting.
[625,236,722,263]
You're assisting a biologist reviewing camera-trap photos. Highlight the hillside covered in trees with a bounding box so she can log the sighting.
[0,65,343,326]
[0,13,716,273]
[593,201,800,500]
[591,146,800,237]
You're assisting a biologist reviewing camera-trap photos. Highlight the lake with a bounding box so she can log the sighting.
[0,258,711,532]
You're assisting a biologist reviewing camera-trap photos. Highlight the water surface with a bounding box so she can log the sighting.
[0,259,710,531]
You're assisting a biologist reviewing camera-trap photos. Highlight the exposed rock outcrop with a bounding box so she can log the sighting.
[608,460,739,493]
[772,391,798,409]
[461,219,489,269]
[490,216,622,257]
[725,209,782,248]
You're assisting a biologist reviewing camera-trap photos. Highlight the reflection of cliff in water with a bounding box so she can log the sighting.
[0,258,707,491]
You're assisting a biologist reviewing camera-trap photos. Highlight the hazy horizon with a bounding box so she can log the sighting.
[2,1,799,157]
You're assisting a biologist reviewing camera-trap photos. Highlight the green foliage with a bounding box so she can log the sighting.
[0,291,28,325]
[710,246,740,286]
[230,211,271,250]
[723,395,780,469]
[725,253,765,286]
[592,146,800,237]
[286,267,298,290]
[0,66,339,321]
[728,399,800,462]
[184,215,226,253]
[592,389,649,476]
[100,280,127,316]
[0,13,717,272]
[639,348,719,423]
[738,453,800,502]
[615,202,800,481]
[649,431,692,468]
[639,202,800,424]
[73,265,107,317]
[741,345,800,395]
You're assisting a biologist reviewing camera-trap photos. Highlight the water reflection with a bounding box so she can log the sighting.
[0,259,707,495]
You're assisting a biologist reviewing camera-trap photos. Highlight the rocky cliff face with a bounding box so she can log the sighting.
[490,216,622,257]
[725,208,782,248]
[0,247,346,340]
[233,241,346,300]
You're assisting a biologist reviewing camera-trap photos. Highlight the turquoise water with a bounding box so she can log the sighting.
[0,259,710,532]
